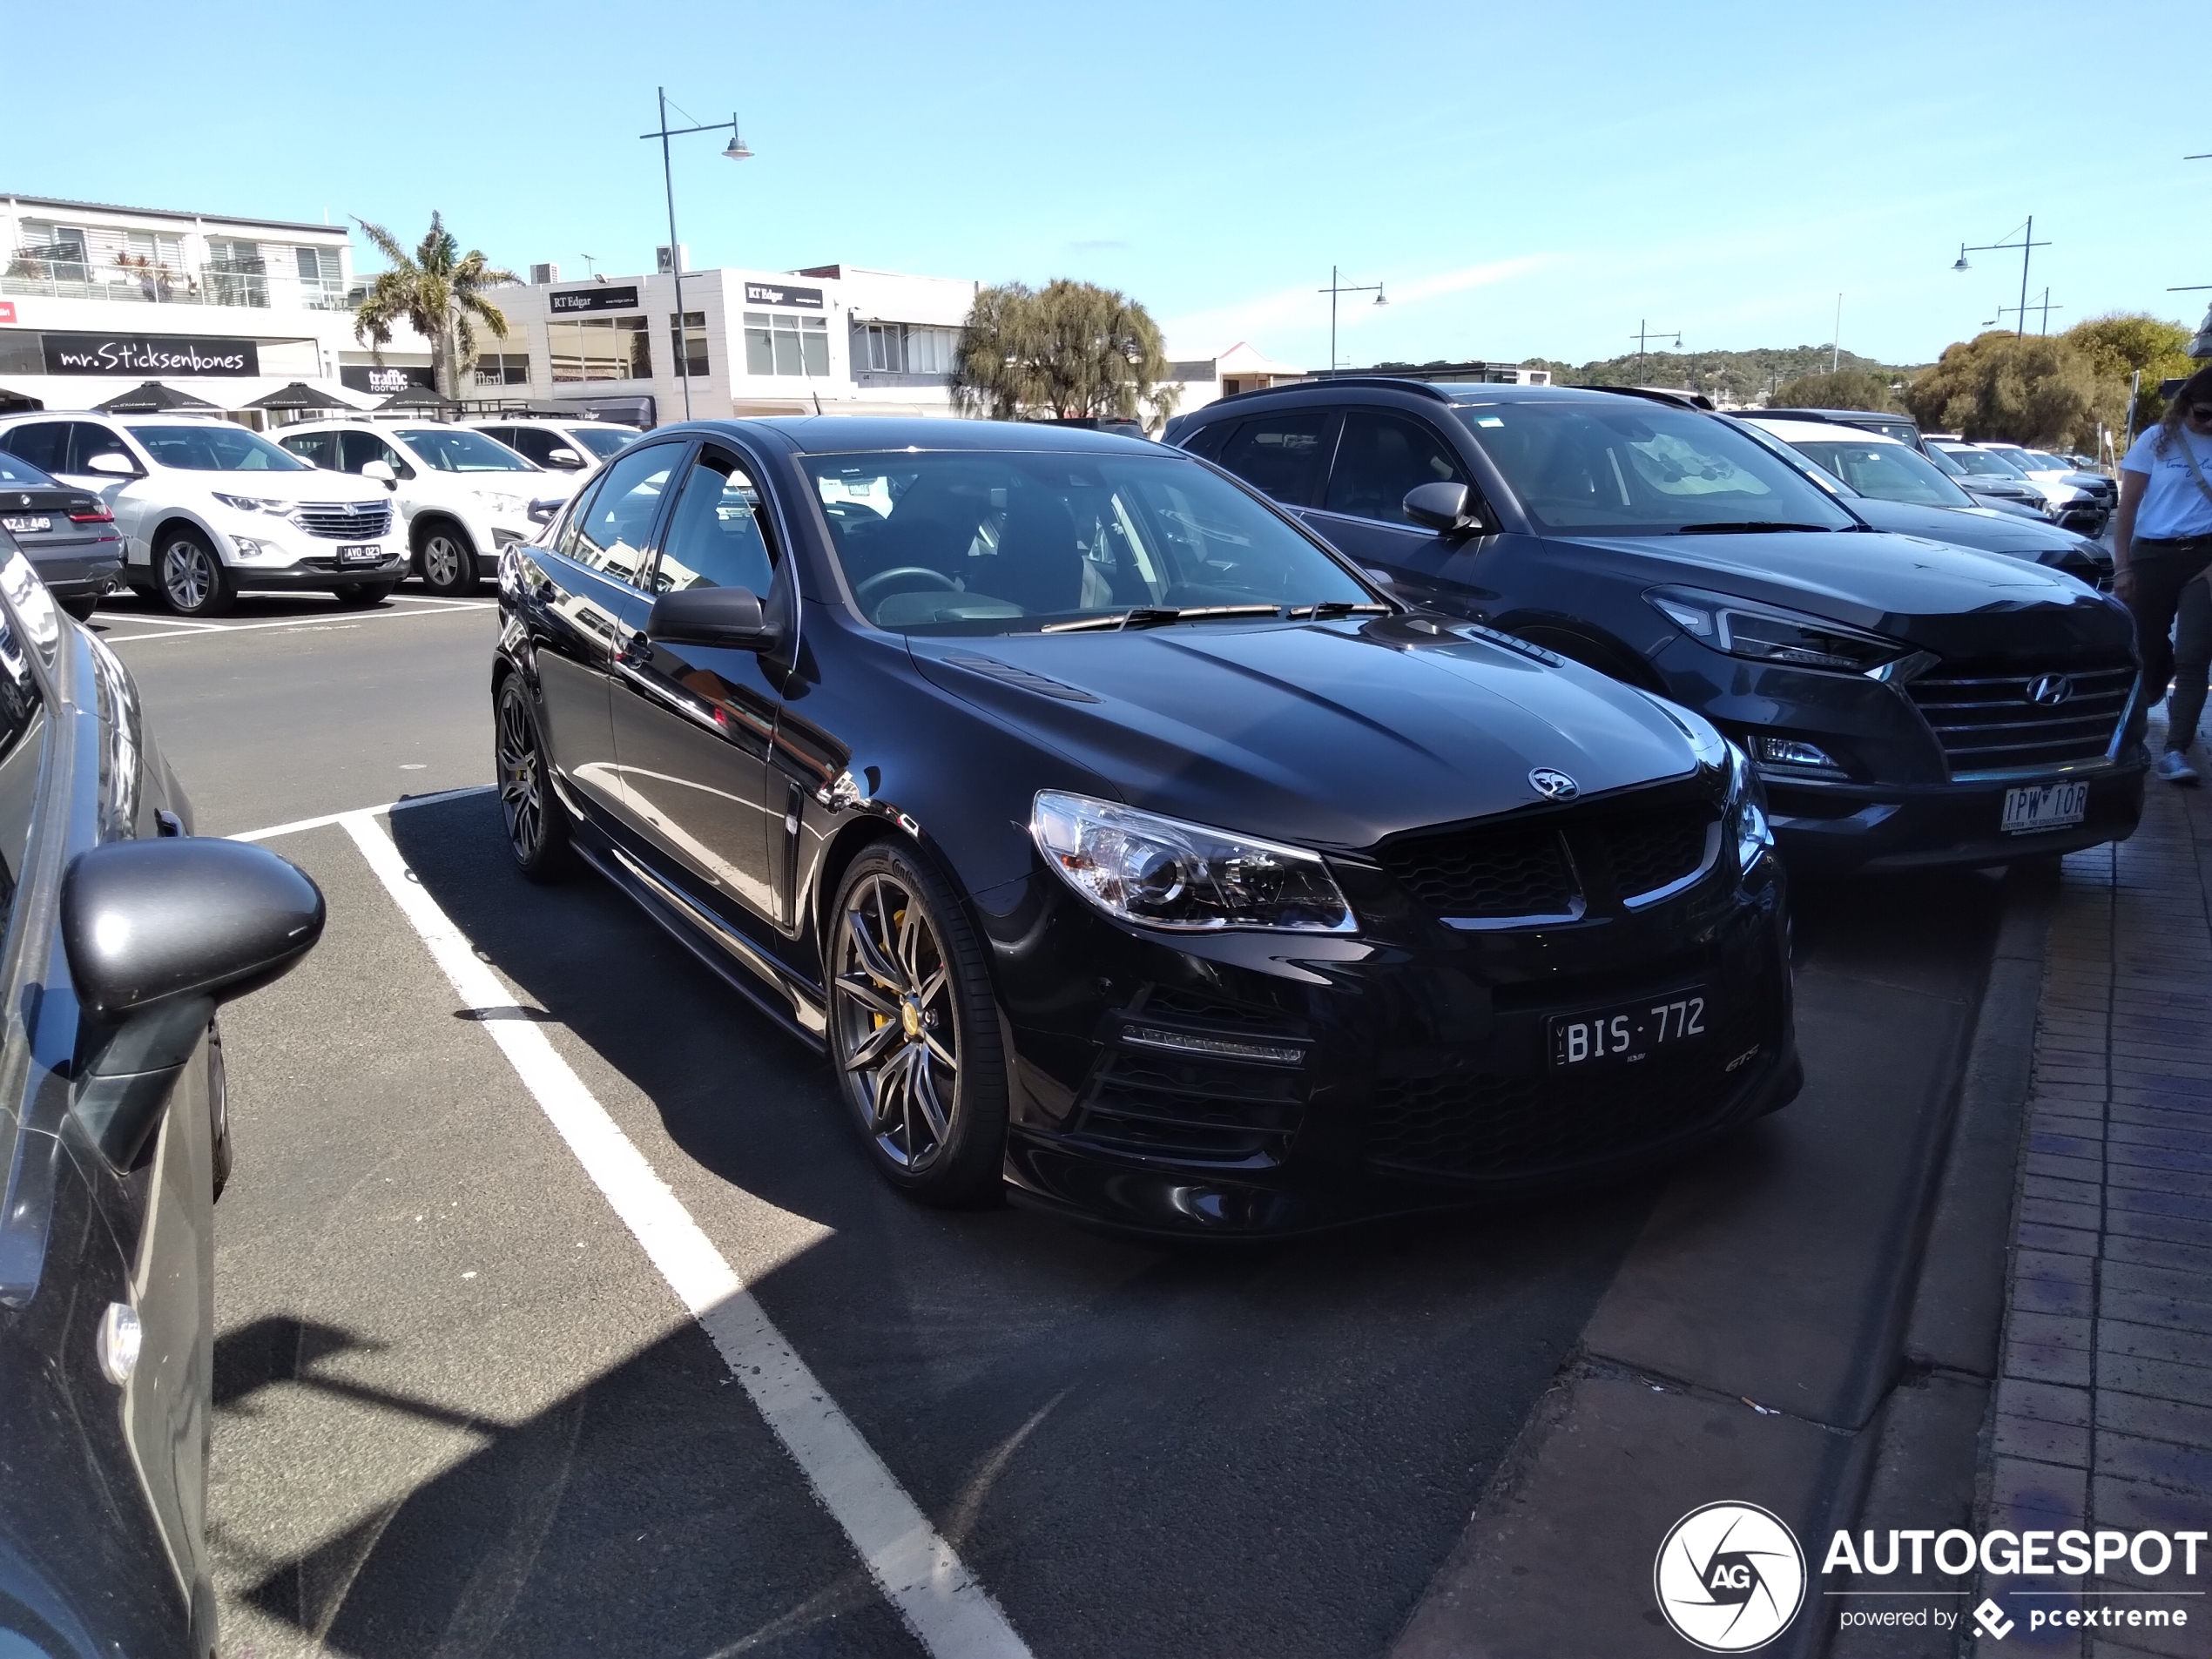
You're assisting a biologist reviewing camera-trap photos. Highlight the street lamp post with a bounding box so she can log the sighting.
[1631,320,1680,381]
[1951,217,2049,340]
[641,87,752,421]
[1317,266,1386,375]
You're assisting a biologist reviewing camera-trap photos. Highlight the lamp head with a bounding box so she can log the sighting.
[1952,246,1970,273]
[723,119,753,160]
[1373,286,1387,307]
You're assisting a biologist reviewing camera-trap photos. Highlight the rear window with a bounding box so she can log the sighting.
[0,453,57,489]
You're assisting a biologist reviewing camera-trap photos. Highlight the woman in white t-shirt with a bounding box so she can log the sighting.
[2114,364,2212,783]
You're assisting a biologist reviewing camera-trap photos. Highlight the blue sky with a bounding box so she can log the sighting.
[8,0,2207,369]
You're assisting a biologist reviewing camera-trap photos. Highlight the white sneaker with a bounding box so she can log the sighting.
[2155,750,2200,785]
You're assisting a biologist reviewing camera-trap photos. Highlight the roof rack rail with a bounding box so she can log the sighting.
[1295,374,1453,401]
[1572,384,1715,412]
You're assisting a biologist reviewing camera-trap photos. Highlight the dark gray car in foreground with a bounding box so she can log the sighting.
[0,540,324,1656]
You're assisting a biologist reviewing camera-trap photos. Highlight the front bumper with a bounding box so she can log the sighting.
[979,844,1797,1237]
[1763,758,2146,871]
[228,553,410,590]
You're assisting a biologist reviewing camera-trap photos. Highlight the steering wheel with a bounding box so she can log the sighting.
[855,566,960,607]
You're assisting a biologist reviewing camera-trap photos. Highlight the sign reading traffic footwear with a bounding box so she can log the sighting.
[742,281,823,309]
[42,333,260,376]
[549,286,640,314]
[339,364,437,395]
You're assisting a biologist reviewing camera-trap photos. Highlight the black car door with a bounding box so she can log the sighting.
[607,441,788,929]
[523,441,683,827]
[1300,406,1506,619]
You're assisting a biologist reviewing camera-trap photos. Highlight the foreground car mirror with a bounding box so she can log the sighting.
[63,839,326,1169]
[647,585,780,653]
[1403,481,1477,534]
[359,460,397,486]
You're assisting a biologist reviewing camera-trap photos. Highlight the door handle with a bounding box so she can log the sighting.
[616,631,651,665]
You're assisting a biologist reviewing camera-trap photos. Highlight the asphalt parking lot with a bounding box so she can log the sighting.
[102,585,2013,1659]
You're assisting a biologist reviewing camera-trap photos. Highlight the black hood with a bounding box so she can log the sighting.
[1841,498,2106,566]
[909,617,1707,851]
[1555,528,2130,663]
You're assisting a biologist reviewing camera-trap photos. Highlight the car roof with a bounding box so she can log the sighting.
[680,416,1163,456]
[1743,416,1905,446]
[1755,408,1917,427]
[1182,377,1716,424]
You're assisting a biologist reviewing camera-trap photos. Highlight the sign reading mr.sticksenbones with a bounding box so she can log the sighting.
[42,334,260,376]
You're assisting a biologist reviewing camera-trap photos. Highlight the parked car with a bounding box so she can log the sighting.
[0,536,325,1656]
[276,420,584,596]
[1978,442,2116,529]
[464,415,640,473]
[1915,442,2052,519]
[1752,406,1925,448]
[1176,379,2143,873]
[0,447,125,618]
[0,414,408,617]
[1738,417,2111,586]
[1928,441,2104,534]
[495,417,1798,1232]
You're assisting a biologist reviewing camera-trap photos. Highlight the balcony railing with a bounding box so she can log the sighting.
[3,250,353,312]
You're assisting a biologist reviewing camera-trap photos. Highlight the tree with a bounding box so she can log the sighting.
[1766,368,1901,412]
[1901,332,2119,449]
[2064,314,2196,434]
[353,213,516,400]
[951,280,1178,429]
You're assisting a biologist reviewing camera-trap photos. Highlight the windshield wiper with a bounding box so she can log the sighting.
[1674,521,1838,535]
[1289,601,1391,620]
[1042,604,1284,633]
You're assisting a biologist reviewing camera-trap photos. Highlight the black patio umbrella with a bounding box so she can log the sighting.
[95,381,219,414]
[375,384,461,413]
[246,381,353,413]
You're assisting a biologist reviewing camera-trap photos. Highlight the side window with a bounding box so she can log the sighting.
[337,430,413,479]
[282,430,340,469]
[68,424,141,477]
[654,451,777,597]
[0,423,69,475]
[1179,421,1231,462]
[570,443,678,587]
[1215,410,1334,506]
[1323,410,1470,526]
[502,428,562,467]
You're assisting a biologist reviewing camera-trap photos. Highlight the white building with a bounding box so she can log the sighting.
[0,193,436,421]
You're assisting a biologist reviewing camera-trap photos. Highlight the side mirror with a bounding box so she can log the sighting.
[647,585,780,653]
[359,459,397,485]
[1403,481,1478,534]
[63,839,325,1169]
[546,448,583,469]
[84,453,137,477]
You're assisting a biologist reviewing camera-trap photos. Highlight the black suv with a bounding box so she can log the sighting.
[1170,380,2144,873]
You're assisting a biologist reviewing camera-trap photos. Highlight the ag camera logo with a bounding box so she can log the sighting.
[1655,1502,1806,1651]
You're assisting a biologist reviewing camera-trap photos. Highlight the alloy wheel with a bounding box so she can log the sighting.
[163,541,213,611]
[831,871,960,1171]
[422,534,466,590]
[496,686,544,861]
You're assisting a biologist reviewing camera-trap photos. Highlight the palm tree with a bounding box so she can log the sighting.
[352,213,516,399]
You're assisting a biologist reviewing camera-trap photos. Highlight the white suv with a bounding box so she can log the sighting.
[0,412,408,617]
[276,421,584,596]
[463,416,639,475]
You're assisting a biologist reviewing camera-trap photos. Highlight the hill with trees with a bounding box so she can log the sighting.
[1518,346,1923,409]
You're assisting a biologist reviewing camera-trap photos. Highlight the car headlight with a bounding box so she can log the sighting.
[1647,586,1911,674]
[1031,790,1353,933]
[212,493,294,514]
[1728,746,1775,873]
[473,489,528,516]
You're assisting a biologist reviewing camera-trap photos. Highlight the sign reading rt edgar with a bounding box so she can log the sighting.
[43,334,260,376]
[549,286,640,315]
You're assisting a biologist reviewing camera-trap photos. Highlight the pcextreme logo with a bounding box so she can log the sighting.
[1654,1503,1807,1652]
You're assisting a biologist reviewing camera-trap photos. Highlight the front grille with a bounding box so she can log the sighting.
[1379,794,1721,923]
[294,502,392,540]
[1905,658,2135,774]
[1366,1002,1765,1180]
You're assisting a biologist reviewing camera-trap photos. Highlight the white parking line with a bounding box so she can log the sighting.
[101,597,493,644]
[335,807,1031,1659]
[227,785,495,843]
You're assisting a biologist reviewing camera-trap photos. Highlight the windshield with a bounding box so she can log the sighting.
[1941,447,2028,478]
[2021,451,2071,471]
[566,427,638,461]
[1453,401,1856,534]
[0,454,57,489]
[803,450,1376,634]
[395,427,536,472]
[1790,440,1975,509]
[127,424,311,472]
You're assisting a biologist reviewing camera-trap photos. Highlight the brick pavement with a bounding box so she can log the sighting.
[1978,738,2212,1656]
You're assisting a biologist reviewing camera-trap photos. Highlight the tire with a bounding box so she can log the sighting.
[495,673,576,882]
[334,582,397,609]
[59,596,98,622]
[156,529,235,617]
[826,840,1008,1206]
[208,1018,232,1203]
[416,523,477,596]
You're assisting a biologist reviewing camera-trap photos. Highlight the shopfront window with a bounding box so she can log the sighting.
[743,312,829,378]
[473,353,530,387]
[550,316,650,382]
[668,312,710,378]
[856,322,957,375]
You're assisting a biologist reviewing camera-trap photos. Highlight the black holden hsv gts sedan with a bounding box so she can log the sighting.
[493,419,1798,1234]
